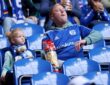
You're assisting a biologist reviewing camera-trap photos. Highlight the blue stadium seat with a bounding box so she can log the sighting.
[62,58,100,78]
[89,47,110,71]
[92,22,110,47]
[0,36,10,49]
[11,22,45,50]
[26,33,43,50]
[83,39,105,58]
[13,58,53,85]
[0,25,5,37]
[68,71,110,85]
[93,22,110,40]
[31,72,69,85]
[83,71,110,85]
[83,39,105,51]
[89,47,110,64]
[11,22,45,57]
[11,22,45,38]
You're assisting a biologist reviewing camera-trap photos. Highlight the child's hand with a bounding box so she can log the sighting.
[15,56,22,61]
[75,40,86,51]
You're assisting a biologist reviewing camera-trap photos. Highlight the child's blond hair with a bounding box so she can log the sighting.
[6,28,24,43]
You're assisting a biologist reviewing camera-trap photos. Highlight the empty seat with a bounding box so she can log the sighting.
[13,58,53,85]
[89,47,110,71]
[62,58,100,78]
[69,71,110,85]
[31,72,69,85]
[93,22,110,40]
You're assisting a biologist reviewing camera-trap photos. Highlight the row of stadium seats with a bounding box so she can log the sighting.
[0,22,110,85]
[13,57,110,85]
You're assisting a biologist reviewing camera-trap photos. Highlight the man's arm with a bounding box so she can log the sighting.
[84,30,103,45]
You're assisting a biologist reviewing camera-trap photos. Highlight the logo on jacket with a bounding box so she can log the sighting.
[55,36,59,40]
[69,30,76,35]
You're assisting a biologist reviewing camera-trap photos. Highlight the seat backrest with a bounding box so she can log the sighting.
[83,39,105,52]
[89,47,110,64]
[0,25,5,37]
[13,58,53,85]
[83,71,110,85]
[68,71,110,85]
[31,72,69,85]
[0,36,10,49]
[26,33,44,50]
[11,22,45,50]
[83,39,105,58]
[93,22,110,39]
[62,58,100,78]
[11,22,45,38]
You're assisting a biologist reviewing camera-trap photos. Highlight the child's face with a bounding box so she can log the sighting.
[12,30,25,45]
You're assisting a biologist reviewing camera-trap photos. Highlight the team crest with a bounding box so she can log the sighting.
[69,30,76,35]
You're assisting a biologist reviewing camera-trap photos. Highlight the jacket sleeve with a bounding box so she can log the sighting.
[100,9,110,22]
[80,6,95,26]
[1,51,13,77]
[84,30,103,45]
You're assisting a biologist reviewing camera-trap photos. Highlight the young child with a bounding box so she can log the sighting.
[0,28,34,85]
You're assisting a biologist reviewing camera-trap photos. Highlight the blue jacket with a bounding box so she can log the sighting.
[80,5,110,26]
[42,22,102,60]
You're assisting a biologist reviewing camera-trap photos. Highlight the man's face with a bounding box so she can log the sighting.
[51,4,68,25]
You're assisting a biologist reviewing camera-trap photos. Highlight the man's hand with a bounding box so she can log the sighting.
[75,40,86,51]
[61,0,72,11]
[92,1,104,12]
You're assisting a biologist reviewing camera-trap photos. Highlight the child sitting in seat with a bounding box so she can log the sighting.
[0,28,34,85]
